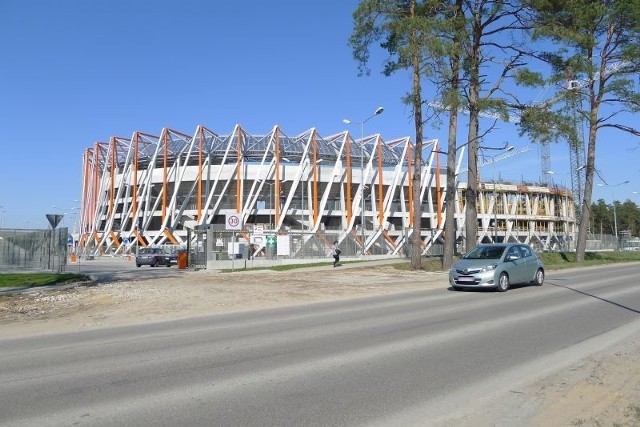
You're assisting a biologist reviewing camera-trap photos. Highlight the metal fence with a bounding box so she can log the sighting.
[0,228,68,272]
[586,233,619,251]
[178,229,444,264]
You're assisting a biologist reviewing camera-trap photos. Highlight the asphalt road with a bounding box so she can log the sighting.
[1,264,639,426]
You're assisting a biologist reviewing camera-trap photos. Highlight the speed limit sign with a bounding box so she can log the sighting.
[226,213,242,230]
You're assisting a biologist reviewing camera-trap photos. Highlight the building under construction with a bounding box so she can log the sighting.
[78,125,577,259]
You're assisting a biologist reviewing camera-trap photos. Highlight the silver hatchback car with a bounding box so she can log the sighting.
[449,243,545,292]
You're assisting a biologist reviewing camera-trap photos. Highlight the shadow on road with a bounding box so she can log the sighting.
[549,280,640,314]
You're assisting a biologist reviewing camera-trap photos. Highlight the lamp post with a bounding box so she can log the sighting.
[343,106,384,255]
[300,158,322,234]
[258,181,275,230]
[268,183,275,230]
[597,180,629,250]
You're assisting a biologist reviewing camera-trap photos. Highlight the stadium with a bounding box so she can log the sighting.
[78,124,577,260]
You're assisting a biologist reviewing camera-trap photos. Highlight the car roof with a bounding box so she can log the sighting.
[477,243,520,248]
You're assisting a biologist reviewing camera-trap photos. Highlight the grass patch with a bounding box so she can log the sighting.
[214,251,640,274]
[539,250,640,269]
[221,260,357,273]
[0,273,90,289]
[393,251,640,272]
[624,403,640,422]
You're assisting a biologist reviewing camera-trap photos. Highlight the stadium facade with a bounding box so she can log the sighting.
[78,125,577,258]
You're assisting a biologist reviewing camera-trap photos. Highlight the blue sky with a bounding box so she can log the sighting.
[1,1,638,229]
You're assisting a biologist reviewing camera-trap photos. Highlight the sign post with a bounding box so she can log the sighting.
[45,214,64,271]
[225,213,243,271]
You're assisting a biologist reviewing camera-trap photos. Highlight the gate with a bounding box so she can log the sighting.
[189,226,208,269]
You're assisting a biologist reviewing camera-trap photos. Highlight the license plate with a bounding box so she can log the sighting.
[457,276,475,282]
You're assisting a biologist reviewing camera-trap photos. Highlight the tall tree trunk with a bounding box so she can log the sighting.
[576,95,599,262]
[442,0,463,270]
[465,107,480,252]
[465,15,481,253]
[410,0,424,269]
[443,111,459,269]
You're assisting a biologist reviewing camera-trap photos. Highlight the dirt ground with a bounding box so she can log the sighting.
[1,263,639,426]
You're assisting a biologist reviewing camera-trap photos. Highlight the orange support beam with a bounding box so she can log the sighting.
[382,230,397,249]
[81,148,92,234]
[109,138,116,217]
[346,133,352,224]
[93,143,105,230]
[131,229,147,246]
[109,230,120,252]
[435,141,442,228]
[163,228,179,244]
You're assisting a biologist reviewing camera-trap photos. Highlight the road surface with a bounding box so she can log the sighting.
[1,264,639,426]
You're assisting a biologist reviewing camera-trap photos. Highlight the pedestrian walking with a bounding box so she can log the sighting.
[332,241,341,267]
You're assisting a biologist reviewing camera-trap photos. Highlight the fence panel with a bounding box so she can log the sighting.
[0,228,68,272]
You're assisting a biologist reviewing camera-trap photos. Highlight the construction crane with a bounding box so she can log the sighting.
[431,59,632,210]
[428,100,553,185]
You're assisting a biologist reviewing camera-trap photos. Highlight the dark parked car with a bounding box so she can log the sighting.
[136,247,171,267]
[449,243,545,292]
[168,249,187,264]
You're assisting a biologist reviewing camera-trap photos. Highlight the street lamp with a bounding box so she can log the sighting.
[597,180,630,249]
[480,142,515,151]
[256,180,275,229]
[343,106,384,255]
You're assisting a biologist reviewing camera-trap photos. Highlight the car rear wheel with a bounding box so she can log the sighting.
[533,268,544,286]
[136,264,141,268]
[497,272,510,292]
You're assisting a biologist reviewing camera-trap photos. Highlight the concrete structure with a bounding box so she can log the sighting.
[78,125,577,258]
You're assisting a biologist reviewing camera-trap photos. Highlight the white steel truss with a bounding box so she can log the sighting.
[79,125,576,257]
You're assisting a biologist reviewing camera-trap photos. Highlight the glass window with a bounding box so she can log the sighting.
[519,245,532,258]
[507,247,521,259]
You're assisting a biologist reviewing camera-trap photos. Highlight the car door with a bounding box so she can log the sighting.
[504,245,525,283]
[517,244,537,281]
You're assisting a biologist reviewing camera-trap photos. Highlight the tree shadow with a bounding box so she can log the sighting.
[549,280,640,314]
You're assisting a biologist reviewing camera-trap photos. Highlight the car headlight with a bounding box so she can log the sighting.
[481,264,498,272]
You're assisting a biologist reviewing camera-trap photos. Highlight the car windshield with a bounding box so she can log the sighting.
[463,246,505,260]
[138,248,158,255]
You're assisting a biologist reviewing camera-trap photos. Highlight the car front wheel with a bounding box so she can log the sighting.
[497,272,510,292]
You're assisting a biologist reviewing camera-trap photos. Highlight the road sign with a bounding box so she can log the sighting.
[46,214,63,229]
[266,235,276,248]
[226,213,242,231]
